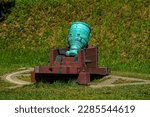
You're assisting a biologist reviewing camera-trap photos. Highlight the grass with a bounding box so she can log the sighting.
[112,71,150,80]
[17,75,31,82]
[0,78,15,89]
[0,0,149,100]
[112,78,142,84]
[0,72,149,100]
[0,0,149,74]
[91,76,111,85]
[0,81,149,100]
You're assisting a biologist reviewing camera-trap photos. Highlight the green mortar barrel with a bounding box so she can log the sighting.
[66,21,91,56]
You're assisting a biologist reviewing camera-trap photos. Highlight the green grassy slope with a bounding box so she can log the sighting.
[0,0,150,74]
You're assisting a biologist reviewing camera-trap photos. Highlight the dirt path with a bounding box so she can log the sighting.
[90,75,150,88]
[2,68,33,88]
[2,68,150,89]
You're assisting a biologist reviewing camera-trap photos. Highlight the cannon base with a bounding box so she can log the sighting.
[31,46,110,85]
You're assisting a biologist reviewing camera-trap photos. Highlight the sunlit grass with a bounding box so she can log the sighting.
[0,0,149,74]
[0,78,15,89]
[0,0,149,100]
[0,81,149,100]
[112,71,150,80]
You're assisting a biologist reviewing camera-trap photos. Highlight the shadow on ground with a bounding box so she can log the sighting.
[34,74,105,85]
[0,0,15,21]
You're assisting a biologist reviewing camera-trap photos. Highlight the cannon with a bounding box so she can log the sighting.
[31,22,110,85]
